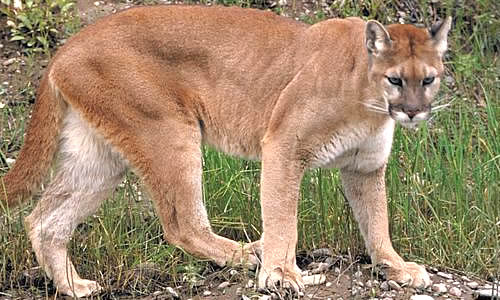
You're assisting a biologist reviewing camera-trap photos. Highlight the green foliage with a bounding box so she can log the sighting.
[0,0,78,53]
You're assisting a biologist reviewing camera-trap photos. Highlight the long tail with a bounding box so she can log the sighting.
[1,72,65,208]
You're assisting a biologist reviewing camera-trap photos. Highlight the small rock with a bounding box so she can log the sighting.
[432,283,447,293]
[380,281,389,291]
[310,262,330,274]
[437,271,453,280]
[461,275,470,282]
[410,295,434,300]
[229,269,238,276]
[355,280,364,287]
[388,280,401,290]
[448,286,462,297]
[202,290,211,296]
[365,280,373,288]
[2,58,16,66]
[303,274,326,286]
[217,281,230,290]
[245,279,254,288]
[429,267,439,273]
[466,281,479,289]
[311,248,332,257]
[354,270,363,278]
[166,286,179,298]
[325,281,332,287]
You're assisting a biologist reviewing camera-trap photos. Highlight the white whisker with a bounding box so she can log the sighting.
[431,103,451,111]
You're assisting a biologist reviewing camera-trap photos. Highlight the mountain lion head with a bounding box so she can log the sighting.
[365,18,452,128]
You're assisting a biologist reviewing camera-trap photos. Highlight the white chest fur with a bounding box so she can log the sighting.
[311,118,395,172]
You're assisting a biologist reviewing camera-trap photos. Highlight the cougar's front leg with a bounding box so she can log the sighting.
[340,165,431,288]
[257,140,305,291]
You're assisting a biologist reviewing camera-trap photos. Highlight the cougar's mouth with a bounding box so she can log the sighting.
[388,104,431,129]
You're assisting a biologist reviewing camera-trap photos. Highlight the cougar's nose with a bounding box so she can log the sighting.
[402,105,422,119]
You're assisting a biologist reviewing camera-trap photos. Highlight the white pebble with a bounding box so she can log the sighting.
[410,295,434,300]
[203,290,211,296]
[437,271,453,280]
[245,279,254,288]
[217,281,230,290]
[448,286,462,297]
[166,287,179,298]
[325,281,332,287]
[303,274,326,286]
[466,281,479,289]
[388,280,401,290]
[432,283,448,293]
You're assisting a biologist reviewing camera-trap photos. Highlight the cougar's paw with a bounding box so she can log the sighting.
[257,266,304,292]
[59,279,102,298]
[382,261,431,288]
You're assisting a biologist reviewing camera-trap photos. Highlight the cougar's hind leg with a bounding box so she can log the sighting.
[137,118,257,267]
[25,108,126,298]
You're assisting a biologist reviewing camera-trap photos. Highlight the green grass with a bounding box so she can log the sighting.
[1,0,499,296]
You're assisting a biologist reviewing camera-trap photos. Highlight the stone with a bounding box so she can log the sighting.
[245,279,254,288]
[380,281,389,291]
[202,290,211,296]
[310,262,330,274]
[229,269,238,276]
[448,286,462,297]
[2,58,16,66]
[303,274,326,286]
[432,283,447,293]
[325,281,332,287]
[217,281,230,290]
[460,275,470,282]
[466,281,479,289]
[410,295,434,300]
[437,271,453,280]
[388,280,401,290]
[166,286,179,298]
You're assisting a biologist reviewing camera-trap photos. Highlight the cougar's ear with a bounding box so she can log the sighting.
[365,20,391,56]
[430,16,452,56]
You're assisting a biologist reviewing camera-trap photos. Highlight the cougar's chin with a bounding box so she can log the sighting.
[389,110,430,129]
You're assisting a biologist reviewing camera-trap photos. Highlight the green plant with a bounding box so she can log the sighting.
[0,0,78,53]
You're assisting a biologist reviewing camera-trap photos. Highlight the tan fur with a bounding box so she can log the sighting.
[0,6,451,297]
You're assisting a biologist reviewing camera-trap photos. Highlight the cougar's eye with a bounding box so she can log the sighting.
[422,77,435,86]
[387,76,403,86]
